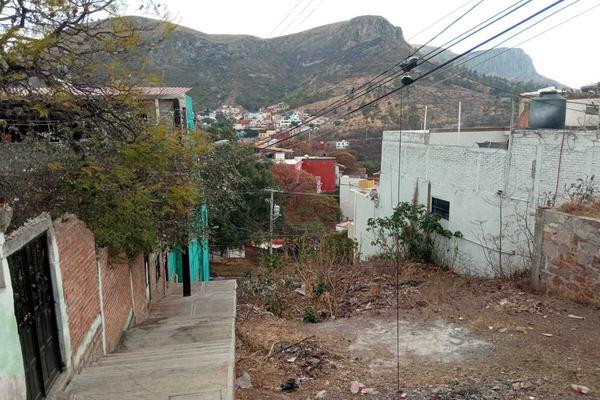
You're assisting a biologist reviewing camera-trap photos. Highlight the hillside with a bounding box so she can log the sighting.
[132,15,550,128]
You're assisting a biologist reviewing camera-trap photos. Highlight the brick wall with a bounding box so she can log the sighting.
[54,216,102,368]
[130,255,149,324]
[532,209,600,303]
[54,215,170,357]
[98,250,133,352]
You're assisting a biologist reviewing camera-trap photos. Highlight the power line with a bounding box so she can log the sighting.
[260,0,531,148]
[344,1,567,118]
[257,0,494,148]
[430,0,597,89]
[271,0,600,146]
[279,0,316,36]
[296,0,327,29]
[269,0,305,37]
[407,0,479,41]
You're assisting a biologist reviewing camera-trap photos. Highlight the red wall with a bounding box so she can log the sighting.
[300,158,336,193]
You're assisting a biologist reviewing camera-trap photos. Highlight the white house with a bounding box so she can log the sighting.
[350,127,600,276]
[336,140,350,150]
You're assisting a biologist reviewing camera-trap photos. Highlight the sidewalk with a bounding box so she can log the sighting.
[62,280,237,400]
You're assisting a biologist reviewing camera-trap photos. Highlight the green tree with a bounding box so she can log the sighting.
[198,142,276,253]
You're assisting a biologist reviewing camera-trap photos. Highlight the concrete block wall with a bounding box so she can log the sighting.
[533,209,600,302]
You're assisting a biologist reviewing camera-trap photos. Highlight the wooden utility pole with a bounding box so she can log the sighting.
[182,246,191,297]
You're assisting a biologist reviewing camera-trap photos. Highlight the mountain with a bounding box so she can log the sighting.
[422,46,563,88]
[130,15,552,129]
[141,15,413,110]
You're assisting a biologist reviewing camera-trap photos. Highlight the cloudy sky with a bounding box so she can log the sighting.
[130,0,599,88]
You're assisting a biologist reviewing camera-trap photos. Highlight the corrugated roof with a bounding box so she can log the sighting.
[138,87,192,96]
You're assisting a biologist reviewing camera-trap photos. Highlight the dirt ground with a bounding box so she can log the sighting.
[231,263,600,400]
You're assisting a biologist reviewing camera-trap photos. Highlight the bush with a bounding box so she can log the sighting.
[302,306,319,323]
[368,202,462,264]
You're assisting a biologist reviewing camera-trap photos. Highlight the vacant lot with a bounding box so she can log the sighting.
[230,263,600,400]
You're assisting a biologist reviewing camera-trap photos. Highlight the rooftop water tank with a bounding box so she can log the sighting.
[528,90,566,129]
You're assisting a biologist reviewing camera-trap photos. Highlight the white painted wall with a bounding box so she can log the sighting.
[339,176,361,220]
[565,99,600,128]
[355,129,600,276]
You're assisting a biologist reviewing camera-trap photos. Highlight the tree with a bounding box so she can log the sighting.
[205,113,236,142]
[0,2,207,258]
[198,142,275,253]
[270,164,341,234]
[60,125,205,256]
[329,150,362,175]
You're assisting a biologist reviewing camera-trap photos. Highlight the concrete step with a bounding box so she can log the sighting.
[95,345,232,368]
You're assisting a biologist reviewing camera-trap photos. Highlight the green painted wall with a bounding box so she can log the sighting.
[167,205,210,283]
[0,243,27,399]
[185,95,195,131]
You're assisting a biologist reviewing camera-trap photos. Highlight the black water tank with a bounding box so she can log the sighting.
[528,91,566,129]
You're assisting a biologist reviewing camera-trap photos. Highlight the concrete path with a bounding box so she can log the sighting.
[62,280,237,400]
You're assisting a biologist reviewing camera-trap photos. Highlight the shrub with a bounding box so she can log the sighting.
[302,306,319,323]
[367,202,462,264]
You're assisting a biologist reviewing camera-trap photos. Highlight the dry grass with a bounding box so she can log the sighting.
[559,199,600,219]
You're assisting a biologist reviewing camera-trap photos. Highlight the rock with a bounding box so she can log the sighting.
[512,382,522,390]
[281,378,299,392]
[315,390,327,399]
[514,326,528,334]
[350,381,364,394]
[499,298,509,306]
[287,356,297,363]
[361,388,380,394]
[235,372,252,389]
[571,384,590,394]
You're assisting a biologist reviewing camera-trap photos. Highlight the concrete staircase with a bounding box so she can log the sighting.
[62,280,237,400]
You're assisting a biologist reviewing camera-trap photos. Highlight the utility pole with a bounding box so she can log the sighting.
[182,245,191,297]
[457,101,462,134]
[267,188,281,255]
[269,189,274,255]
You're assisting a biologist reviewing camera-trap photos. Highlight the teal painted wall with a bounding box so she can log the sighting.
[185,95,195,131]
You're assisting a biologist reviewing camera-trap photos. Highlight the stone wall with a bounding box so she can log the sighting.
[532,209,600,302]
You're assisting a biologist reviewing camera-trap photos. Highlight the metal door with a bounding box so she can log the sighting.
[8,233,63,400]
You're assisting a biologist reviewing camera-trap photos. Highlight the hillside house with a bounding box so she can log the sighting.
[336,140,350,149]
[348,125,600,276]
[139,87,195,131]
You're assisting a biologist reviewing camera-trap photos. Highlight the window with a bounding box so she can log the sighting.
[585,104,599,116]
[431,197,450,220]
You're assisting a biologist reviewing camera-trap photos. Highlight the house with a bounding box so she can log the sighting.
[139,87,195,131]
[299,157,336,193]
[336,140,350,149]
[348,123,600,276]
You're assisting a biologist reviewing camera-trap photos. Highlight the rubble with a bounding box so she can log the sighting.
[235,372,252,389]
